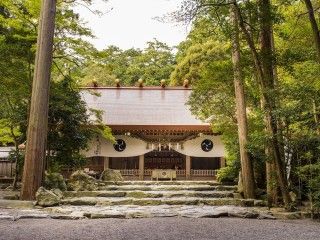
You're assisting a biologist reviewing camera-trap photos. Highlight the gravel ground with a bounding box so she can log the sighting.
[0,218,319,240]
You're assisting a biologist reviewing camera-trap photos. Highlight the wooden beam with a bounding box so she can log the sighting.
[139,155,144,180]
[186,156,191,180]
[109,125,212,132]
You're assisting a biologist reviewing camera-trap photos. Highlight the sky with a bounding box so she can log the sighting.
[74,0,188,50]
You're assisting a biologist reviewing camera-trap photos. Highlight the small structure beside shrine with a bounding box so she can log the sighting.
[80,86,226,180]
[0,147,15,180]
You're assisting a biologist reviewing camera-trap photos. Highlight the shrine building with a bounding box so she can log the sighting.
[81,85,226,180]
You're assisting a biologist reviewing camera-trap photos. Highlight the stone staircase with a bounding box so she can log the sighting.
[0,181,301,220]
[37,180,274,219]
[59,181,263,208]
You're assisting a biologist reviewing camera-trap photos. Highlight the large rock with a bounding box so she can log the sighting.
[44,172,67,191]
[100,169,124,182]
[67,170,98,191]
[36,187,61,207]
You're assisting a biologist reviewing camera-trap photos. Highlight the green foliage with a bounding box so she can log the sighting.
[43,171,67,191]
[0,0,113,172]
[46,77,114,170]
[292,136,320,217]
[216,166,238,183]
[298,162,320,216]
[0,120,21,145]
[77,39,175,86]
[8,149,24,175]
[172,0,320,193]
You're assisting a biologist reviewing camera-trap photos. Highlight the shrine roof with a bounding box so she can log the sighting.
[80,87,211,131]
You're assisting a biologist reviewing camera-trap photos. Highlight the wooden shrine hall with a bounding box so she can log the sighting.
[81,85,226,180]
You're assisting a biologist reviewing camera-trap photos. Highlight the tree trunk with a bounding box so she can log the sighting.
[259,0,291,208]
[266,26,280,207]
[20,0,57,200]
[266,145,278,207]
[230,4,255,199]
[234,1,292,208]
[304,0,320,61]
[303,0,320,133]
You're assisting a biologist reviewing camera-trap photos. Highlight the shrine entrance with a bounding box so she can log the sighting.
[144,149,186,170]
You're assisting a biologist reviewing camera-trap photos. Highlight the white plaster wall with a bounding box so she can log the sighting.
[82,134,225,158]
[82,135,152,158]
[173,135,225,157]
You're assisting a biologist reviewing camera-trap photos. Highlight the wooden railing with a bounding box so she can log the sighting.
[145,169,185,176]
[0,160,15,178]
[177,170,186,176]
[191,169,218,176]
[144,169,152,176]
[119,169,139,176]
[118,169,217,177]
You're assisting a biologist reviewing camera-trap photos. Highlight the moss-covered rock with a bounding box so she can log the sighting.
[67,170,98,191]
[132,199,162,206]
[126,212,152,218]
[100,169,123,182]
[201,198,243,206]
[163,199,199,205]
[61,197,98,206]
[3,194,19,200]
[254,199,267,207]
[192,192,234,198]
[126,191,163,198]
[36,187,61,207]
[44,172,67,191]
[272,211,301,220]
[97,191,127,197]
[87,212,126,219]
[63,191,100,198]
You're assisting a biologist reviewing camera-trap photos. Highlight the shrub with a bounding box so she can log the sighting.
[298,163,320,218]
[43,171,67,191]
[216,166,238,183]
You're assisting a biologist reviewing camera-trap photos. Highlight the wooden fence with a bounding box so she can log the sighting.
[0,160,15,178]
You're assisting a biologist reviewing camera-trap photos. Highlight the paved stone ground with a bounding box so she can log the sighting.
[0,217,319,240]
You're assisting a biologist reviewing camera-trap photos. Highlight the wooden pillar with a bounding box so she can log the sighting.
[186,155,191,180]
[220,157,226,168]
[139,155,144,180]
[104,157,109,170]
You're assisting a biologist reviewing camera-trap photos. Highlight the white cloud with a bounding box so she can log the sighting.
[74,0,188,50]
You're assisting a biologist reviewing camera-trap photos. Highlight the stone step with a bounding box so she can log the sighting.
[45,205,275,219]
[63,190,235,199]
[97,185,237,192]
[61,196,256,207]
[100,181,222,186]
